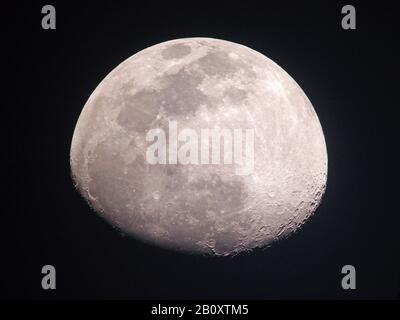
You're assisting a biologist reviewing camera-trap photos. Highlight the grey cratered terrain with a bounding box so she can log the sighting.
[70,38,328,256]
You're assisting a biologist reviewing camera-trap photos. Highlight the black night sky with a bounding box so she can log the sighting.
[3,0,399,300]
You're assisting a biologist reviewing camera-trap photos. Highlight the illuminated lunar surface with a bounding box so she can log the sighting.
[70,38,328,256]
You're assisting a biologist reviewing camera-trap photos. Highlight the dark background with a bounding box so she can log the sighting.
[3,0,399,299]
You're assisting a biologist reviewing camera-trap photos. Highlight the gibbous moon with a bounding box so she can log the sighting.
[70,38,327,256]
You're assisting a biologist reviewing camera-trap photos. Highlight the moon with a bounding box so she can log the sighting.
[70,38,327,256]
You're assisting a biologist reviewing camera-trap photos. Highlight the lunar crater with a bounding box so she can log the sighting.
[161,43,192,60]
